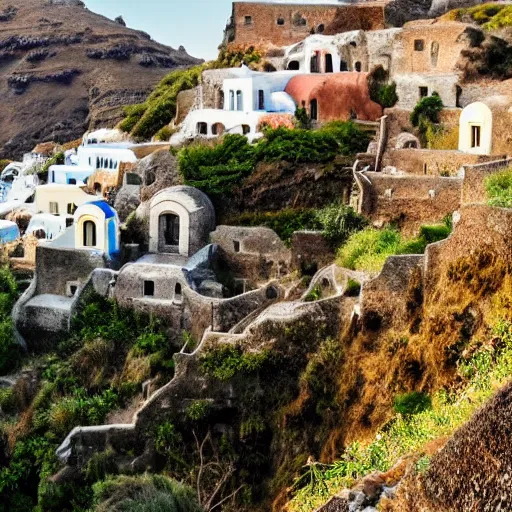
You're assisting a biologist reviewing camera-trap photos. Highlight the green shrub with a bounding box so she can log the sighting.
[120,64,208,140]
[485,167,512,208]
[216,45,262,68]
[86,449,119,481]
[393,391,432,415]
[315,203,367,249]
[345,278,361,297]
[40,152,65,175]
[134,332,168,356]
[376,83,398,108]
[0,160,11,173]
[337,228,402,272]
[92,474,201,512]
[186,400,211,421]
[304,285,322,303]
[410,93,444,127]
[154,126,172,142]
[295,107,311,129]
[0,387,16,415]
[201,345,273,381]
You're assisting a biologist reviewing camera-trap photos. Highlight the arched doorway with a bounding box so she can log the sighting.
[287,60,300,70]
[83,220,97,247]
[159,213,180,253]
[325,54,333,73]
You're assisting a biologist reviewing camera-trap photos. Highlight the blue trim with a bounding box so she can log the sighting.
[107,218,119,257]
[86,201,116,219]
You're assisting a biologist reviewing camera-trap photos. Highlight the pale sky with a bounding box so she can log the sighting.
[85,0,348,61]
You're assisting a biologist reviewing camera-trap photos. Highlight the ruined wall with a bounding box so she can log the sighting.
[383,149,500,176]
[358,172,462,234]
[291,231,334,273]
[229,2,386,47]
[491,109,512,157]
[394,73,459,109]
[461,158,512,205]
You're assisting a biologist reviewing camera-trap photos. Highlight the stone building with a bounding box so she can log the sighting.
[459,100,512,157]
[223,1,387,48]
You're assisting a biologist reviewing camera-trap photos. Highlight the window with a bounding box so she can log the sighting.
[68,178,76,185]
[174,283,183,302]
[244,15,252,25]
[83,220,97,247]
[242,124,251,135]
[293,13,307,26]
[96,157,100,169]
[49,202,59,215]
[277,17,285,25]
[162,213,180,246]
[310,54,320,73]
[414,39,425,51]
[89,157,92,166]
[66,218,74,228]
[317,23,325,33]
[126,173,142,186]
[287,60,300,70]
[234,240,241,253]
[67,203,77,215]
[144,281,155,297]
[258,90,265,110]
[52,171,55,182]
[310,99,318,121]
[229,90,235,110]
[471,125,481,148]
[236,90,243,111]
[350,41,357,48]
[197,122,208,135]
[325,54,333,73]
[218,90,224,109]
[355,61,362,72]
[419,86,429,98]
[70,285,78,296]
[212,123,224,136]
[340,60,348,72]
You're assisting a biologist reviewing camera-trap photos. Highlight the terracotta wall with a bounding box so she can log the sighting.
[229,2,386,47]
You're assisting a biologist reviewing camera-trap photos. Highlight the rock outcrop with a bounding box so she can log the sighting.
[0,0,202,159]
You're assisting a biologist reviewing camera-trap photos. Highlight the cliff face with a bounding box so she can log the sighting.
[0,0,202,158]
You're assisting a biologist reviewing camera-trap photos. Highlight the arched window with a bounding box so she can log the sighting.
[229,90,235,110]
[310,53,320,73]
[236,90,243,111]
[277,17,285,26]
[287,60,300,70]
[110,159,114,169]
[96,157,100,169]
[317,23,325,33]
[218,90,224,109]
[310,99,318,121]
[325,54,333,73]
[83,220,97,247]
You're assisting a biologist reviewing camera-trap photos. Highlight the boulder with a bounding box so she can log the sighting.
[114,184,141,222]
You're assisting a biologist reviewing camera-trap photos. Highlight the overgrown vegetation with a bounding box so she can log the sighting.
[0,293,175,512]
[0,265,21,375]
[225,202,367,247]
[368,66,398,109]
[446,3,512,30]
[337,221,452,272]
[290,319,512,511]
[119,64,209,140]
[410,93,444,128]
[179,123,369,197]
[485,167,512,208]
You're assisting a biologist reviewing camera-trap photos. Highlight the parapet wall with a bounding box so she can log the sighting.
[461,158,512,205]
[384,149,499,176]
[358,172,462,234]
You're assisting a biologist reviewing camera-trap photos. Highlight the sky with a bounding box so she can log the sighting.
[85,0,234,61]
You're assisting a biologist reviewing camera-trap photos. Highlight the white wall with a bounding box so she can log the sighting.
[459,102,493,155]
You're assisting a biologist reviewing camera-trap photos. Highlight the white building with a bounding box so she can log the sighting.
[458,102,493,156]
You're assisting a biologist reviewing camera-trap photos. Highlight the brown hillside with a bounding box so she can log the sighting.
[0,0,202,158]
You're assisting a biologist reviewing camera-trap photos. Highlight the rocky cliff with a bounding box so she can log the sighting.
[0,0,202,158]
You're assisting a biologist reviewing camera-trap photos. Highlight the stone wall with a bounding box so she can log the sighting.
[34,245,107,297]
[394,73,459,110]
[228,2,386,47]
[461,158,512,205]
[383,149,501,176]
[291,231,334,273]
[357,171,462,234]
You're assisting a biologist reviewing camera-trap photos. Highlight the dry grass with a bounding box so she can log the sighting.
[71,339,115,389]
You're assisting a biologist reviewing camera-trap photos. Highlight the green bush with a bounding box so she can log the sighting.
[485,167,512,208]
[40,152,64,175]
[304,285,322,303]
[376,83,398,108]
[315,203,368,249]
[120,64,208,140]
[0,387,16,415]
[410,93,444,127]
[154,126,172,142]
[92,474,202,512]
[134,332,168,356]
[393,391,432,415]
[186,400,211,421]
[86,449,119,481]
[201,345,273,381]
[337,228,402,272]
[345,278,361,297]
